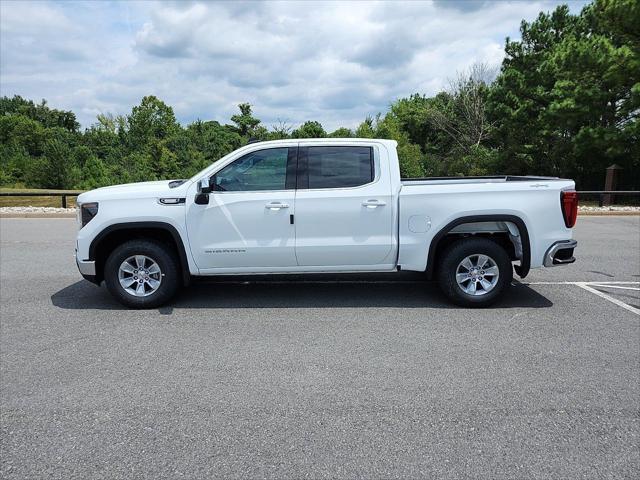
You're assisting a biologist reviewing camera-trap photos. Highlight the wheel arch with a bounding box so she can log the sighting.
[425,214,531,280]
[89,222,191,286]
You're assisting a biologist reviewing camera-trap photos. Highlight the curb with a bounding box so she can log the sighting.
[0,213,76,218]
[578,211,639,216]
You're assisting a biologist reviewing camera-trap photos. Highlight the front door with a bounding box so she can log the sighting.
[294,145,395,267]
[186,147,297,271]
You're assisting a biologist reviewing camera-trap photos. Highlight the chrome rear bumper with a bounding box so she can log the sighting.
[544,240,577,267]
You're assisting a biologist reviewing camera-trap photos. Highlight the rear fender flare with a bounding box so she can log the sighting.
[425,214,531,279]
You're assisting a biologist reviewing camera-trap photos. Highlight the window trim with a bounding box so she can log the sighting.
[209,147,298,194]
[296,145,377,191]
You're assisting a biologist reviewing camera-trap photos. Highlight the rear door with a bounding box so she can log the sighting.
[294,144,395,267]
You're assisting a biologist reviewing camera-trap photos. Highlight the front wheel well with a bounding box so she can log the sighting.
[425,215,531,280]
[89,223,191,286]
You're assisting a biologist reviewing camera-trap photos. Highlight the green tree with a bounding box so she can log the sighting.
[292,120,326,138]
[355,117,375,138]
[268,120,293,140]
[29,138,72,188]
[488,0,639,188]
[0,95,79,132]
[77,156,110,189]
[230,103,261,137]
[127,96,180,150]
[367,113,426,177]
[328,127,354,138]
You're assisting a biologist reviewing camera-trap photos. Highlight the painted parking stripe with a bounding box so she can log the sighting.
[523,281,639,316]
[574,283,639,316]
[524,281,639,285]
[588,284,640,291]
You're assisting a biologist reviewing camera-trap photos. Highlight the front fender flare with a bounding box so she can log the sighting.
[89,221,192,286]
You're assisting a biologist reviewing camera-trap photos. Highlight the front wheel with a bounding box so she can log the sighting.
[437,237,513,307]
[104,240,180,309]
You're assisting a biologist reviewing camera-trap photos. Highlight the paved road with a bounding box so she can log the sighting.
[1,217,638,479]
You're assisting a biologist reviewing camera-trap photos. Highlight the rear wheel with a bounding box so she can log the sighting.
[104,239,179,309]
[437,237,512,307]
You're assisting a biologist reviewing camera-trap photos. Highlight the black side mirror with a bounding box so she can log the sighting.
[195,193,209,205]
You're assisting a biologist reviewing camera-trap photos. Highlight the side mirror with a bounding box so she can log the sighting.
[195,177,211,205]
[199,177,212,194]
[195,192,209,205]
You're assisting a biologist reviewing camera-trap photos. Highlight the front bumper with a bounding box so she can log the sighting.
[76,255,100,284]
[544,240,577,267]
[76,258,96,275]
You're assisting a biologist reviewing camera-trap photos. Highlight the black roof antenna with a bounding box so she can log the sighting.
[247,137,261,144]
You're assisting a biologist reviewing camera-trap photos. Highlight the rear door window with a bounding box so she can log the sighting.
[305,146,373,189]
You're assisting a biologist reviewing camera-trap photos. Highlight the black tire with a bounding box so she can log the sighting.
[437,237,513,308]
[104,239,180,309]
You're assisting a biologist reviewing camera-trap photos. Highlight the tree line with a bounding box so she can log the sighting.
[1,0,637,191]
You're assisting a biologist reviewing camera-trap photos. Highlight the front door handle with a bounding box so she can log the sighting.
[265,202,289,210]
[362,199,386,208]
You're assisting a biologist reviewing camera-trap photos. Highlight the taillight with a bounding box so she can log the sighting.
[561,190,578,228]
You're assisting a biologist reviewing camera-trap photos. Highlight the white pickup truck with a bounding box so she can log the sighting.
[75,138,578,308]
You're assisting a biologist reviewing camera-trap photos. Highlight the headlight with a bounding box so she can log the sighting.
[80,202,99,227]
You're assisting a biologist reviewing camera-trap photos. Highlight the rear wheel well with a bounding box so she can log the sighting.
[426,216,531,280]
[90,224,190,285]
[434,231,516,267]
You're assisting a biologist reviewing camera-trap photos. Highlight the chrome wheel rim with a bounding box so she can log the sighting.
[118,255,162,297]
[456,254,499,296]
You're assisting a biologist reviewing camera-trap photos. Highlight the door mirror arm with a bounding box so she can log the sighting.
[199,176,212,194]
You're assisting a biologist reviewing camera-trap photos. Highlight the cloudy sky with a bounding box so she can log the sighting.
[0,0,587,131]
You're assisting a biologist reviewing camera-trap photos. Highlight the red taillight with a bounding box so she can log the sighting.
[561,190,578,228]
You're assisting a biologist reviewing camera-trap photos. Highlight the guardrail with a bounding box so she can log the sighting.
[577,191,640,207]
[0,191,83,208]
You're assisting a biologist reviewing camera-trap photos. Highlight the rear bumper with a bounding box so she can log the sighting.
[544,240,577,267]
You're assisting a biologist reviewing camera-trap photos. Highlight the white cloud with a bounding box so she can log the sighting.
[0,0,588,131]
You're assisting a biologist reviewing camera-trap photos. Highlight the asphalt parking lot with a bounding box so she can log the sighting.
[1,216,638,479]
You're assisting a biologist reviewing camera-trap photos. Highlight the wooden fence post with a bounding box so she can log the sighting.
[602,164,622,206]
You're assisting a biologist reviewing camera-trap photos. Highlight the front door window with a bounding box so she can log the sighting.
[213,148,289,192]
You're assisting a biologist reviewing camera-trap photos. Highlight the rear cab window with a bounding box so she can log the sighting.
[298,146,374,189]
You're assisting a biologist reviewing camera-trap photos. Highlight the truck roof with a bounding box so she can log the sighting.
[244,138,398,148]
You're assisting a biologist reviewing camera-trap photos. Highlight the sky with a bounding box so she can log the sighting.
[0,0,588,132]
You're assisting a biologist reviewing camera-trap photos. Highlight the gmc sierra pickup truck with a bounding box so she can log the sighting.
[75,138,578,308]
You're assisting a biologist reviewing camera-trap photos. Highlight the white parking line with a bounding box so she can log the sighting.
[588,284,640,291]
[524,281,639,285]
[575,283,640,316]
[524,281,640,316]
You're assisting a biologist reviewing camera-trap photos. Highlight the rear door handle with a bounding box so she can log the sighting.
[265,202,289,210]
[362,199,386,208]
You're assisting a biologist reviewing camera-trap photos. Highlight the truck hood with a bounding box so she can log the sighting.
[77,180,190,204]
